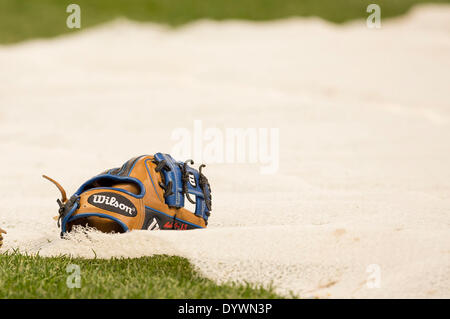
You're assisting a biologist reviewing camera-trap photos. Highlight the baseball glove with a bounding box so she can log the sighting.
[44,153,212,236]
[0,228,6,248]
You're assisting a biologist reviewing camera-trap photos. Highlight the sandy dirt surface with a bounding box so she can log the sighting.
[0,5,449,298]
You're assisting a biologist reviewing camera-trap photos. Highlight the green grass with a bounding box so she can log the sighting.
[0,251,284,299]
[0,0,449,44]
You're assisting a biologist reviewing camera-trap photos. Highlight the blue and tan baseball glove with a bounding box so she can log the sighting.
[44,153,212,236]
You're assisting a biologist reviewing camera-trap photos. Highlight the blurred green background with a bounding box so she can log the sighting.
[0,0,449,44]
